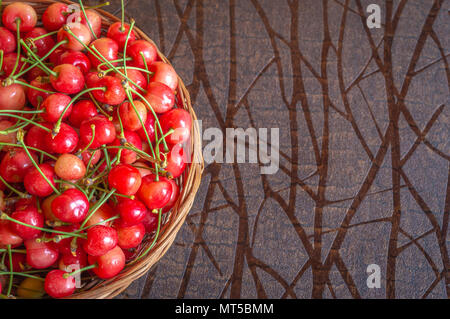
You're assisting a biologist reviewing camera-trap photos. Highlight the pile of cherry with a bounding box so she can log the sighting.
[0,1,192,298]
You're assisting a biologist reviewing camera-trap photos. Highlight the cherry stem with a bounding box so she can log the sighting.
[0,114,51,133]
[78,215,120,232]
[0,271,45,282]
[122,19,135,78]
[9,20,21,78]
[133,209,162,263]
[7,245,13,296]
[0,50,4,71]
[64,264,96,278]
[0,213,86,239]
[13,40,67,79]
[55,179,88,198]
[11,79,56,94]
[17,132,61,195]
[102,146,111,171]
[53,87,106,135]
[97,57,132,72]
[103,65,154,76]
[85,2,110,10]
[80,188,116,229]
[0,175,27,198]
[0,142,57,161]
[30,30,58,42]
[78,124,96,155]
[140,52,150,84]
[120,0,125,31]
[0,249,26,253]
[78,0,97,39]
[20,39,57,77]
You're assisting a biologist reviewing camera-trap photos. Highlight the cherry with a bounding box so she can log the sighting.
[160,108,192,145]
[0,82,26,111]
[58,51,91,74]
[80,148,101,168]
[161,177,180,213]
[44,123,79,154]
[41,93,72,123]
[41,194,59,222]
[116,198,147,226]
[1,53,27,77]
[25,124,50,152]
[164,145,187,178]
[14,196,37,211]
[68,9,102,38]
[115,69,147,98]
[44,270,75,298]
[17,276,45,299]
[59,248,87,271]
[88,246,125,279]
[127,40,157,68]
[51,224,81,254]
[26,77,53,108]
[118,100,147,132]
[108,164,142,196]
[109,130,142,164]
[88,37,119,70]
[50,64,85,94]
[25,238,59,269]
[83,225,118,257]
[55,154,86,181]
[5,252,26,272]
[24,27,56,58]
[134,160,153,178]
[0,149,38,183]
[116,223,145,249]
[144,82,175,114]
[2,2,37,32]
[10,206,44,240]
[142,211,158,233]
[51,189,89,223]
[0,220,23,248]
[68,100,98,128]
[57,23,92,51]
[137,114,156,143]
[83,203,115,228]
[23,163,56,197]
[149,61,178,91]
[107,22,136,50]
[137,175,172,211]
[79,115,116,148]
[42,3,69,31]
[0,27,16,54]
[0,120,17,146]
[89,75,125,105]
[48,47,67,65]
[25,66,48,82]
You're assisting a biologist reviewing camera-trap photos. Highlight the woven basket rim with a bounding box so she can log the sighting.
[3,0,204,299]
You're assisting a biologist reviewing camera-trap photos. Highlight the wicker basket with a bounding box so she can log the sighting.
[4,0,204,298]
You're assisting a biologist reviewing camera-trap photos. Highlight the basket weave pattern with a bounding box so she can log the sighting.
[4,0,204,299]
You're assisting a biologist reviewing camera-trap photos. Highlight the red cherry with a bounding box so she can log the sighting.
[117,198,147,226]
[0,120,16,148]
[24,27,56,58]
[109,130,142,164]
[58,51,91,74]
[83,203,115,228]
[88,246,125,279]
[88,37,119,70]
[80,148,101,168]
[10,206,44,240]
[68,9,102,38]
[5,252,26,272]
[51,224,81,254]
[107,22,136,50]
[25,124,50,152]
[51,189,89,223]
[160,108,192,145]
[44,123,79,154]
[42,3,69,31]
[23,163,56,197]
[50,64,85,94]
[2,2,37,32]
[57,23,92,51]
[0,27,16,53]
[108,164,142,196]
[14,196,37,211]
[162,177,180,213]
[137,114,156,143]
[48,47,66,65]
[144,82,175,114]
[137,175,172,211]
[59,248,87,271]
[55,154,86,181]
[25,239,59,269]
[44,270,75,298]
[0,220,23,248]
[90,75,125,105]
[41,93,72,123]
[116,223,145,249]
[25,66,48,82]
[142,211,158,233]
[26,78,53,108]
[79,115,116,148]
[164,145,187,178]
[127,40,157,68]
[0,82,26,111]
[68,100,98,128]
[0,149,37,183]
[83,225,118,257]
[115,69,147,98]
[1,53,27,77]
[149,61,178,91]
[118,100,148,131]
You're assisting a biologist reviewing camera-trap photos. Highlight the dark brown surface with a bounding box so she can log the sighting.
[100,0,448,298]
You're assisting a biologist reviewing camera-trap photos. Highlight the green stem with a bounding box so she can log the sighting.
[0,114,51,133]
[78,215,120,231]
[12,79,56,94]
[0,49,4,72]
[122,19,136,78]
[9,20,21,77]
[55,180,88,197]
[120,0,125,31]
[0,175,27,198]
[30,30,58,41]
[0,271,45,282]
[78,0,97,39]
[140,52,150,84]
[20,39,57,77]
[133,209,162,263]
[79,188,116,229]
[0,142,57,161]
[7,245,13,296]
[64,264,96,278]
[78,124,96,154]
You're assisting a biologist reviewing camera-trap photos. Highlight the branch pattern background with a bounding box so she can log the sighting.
[98,0,449,298]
